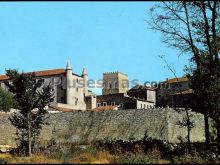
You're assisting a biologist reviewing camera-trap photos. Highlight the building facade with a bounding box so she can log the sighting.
[0,61,96,110]
[97,72,156,110]
[102,72,129,95]
[157,77,192,107]
[127,85,156,104]
[96,93,155,110]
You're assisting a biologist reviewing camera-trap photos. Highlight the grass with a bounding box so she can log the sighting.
[0,143,220,164]
[0,151,111,164]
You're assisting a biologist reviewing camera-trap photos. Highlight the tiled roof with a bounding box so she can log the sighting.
[48,104,74,112]
[0,75,9,81]
[166,77,189,84]
[125,96,155,103]
[93,105,119,111]
[129,85,156,91]
[0,69,65,81]
[172,89,193,95]
[32,69,65,77]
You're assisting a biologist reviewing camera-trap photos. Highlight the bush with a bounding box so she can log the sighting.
[171,151,218,164]
[94,139,172,156]
[112,154,151,164]
[0,159,7,164]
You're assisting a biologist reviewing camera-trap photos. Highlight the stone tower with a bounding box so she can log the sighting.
[66,60,74,105]
[82,66,88,96]
[102,72,128,95]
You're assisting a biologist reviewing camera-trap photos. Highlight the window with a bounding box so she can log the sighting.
[111,102,115,106]
[120,103,123,108]
[114,82,118,88]
[141,104,142,109]
[103,102,107,106]
[76,88,78,92]
[75,98,78,105]
[109,83,112,89]
[61,97,64,103]
[97,103,101,107]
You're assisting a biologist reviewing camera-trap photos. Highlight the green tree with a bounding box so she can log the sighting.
[148,1,220,152]
[0,87,17,112]
[4,69,54,157]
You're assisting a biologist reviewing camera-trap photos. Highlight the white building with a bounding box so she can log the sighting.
[0,61,97,111]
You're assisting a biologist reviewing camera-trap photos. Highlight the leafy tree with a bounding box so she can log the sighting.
[4,69,54,156]
[0,87,17,112]
[148,1,220,152]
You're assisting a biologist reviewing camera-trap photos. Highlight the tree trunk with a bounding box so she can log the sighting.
[27,113,32,157]
[187,124,191,152]
[204,111,210,148]
[186,108,191,152]
[217,120,220,155]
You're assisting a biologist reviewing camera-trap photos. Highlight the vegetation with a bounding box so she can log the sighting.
[148,1,220,153]
[0,141,220,164]
[0,87,17,112]
[0,1,220,163]
[3,69,54,157]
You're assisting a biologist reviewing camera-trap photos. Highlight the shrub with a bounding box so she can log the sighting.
[171,151,207,164]
[112,153,151,164]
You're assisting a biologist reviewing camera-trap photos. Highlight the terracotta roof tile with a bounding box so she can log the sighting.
[0,69,66,81]
[0,75,9,81]
[166,77,189,84]
[32,69,65,77]
[172,89,193,95]
[48,104,74,112]
[93,105,119,111]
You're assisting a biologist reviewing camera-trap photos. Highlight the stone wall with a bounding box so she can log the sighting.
[0,108,205,147]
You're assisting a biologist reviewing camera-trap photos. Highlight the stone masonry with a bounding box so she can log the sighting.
[0,108,205,147]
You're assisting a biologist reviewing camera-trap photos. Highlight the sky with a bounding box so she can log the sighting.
[0,2,190,94]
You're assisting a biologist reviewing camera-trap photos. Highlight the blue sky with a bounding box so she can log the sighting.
[0,2,190,94]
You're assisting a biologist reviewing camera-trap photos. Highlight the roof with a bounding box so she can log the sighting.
[125,96,155,103]
[103,71,128,77]
[48,104,74,112]
[32,69,65,77]
[129,85,156,91]
[0,75,8,81]
[166,77,189,84]
[172,89,193,95]
[93,105,119,111]
[97,93,125,98]
[0,69,66,81]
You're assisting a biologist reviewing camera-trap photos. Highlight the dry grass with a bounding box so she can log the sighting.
[66,150,112,164]
[0,151,113,164]
[0,146,218,164]
[0,153,60,164]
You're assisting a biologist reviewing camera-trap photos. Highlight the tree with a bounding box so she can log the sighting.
[4,69,54,157]
[0,87,17,112]
[159,55,194,152]
[148,1,220,152]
